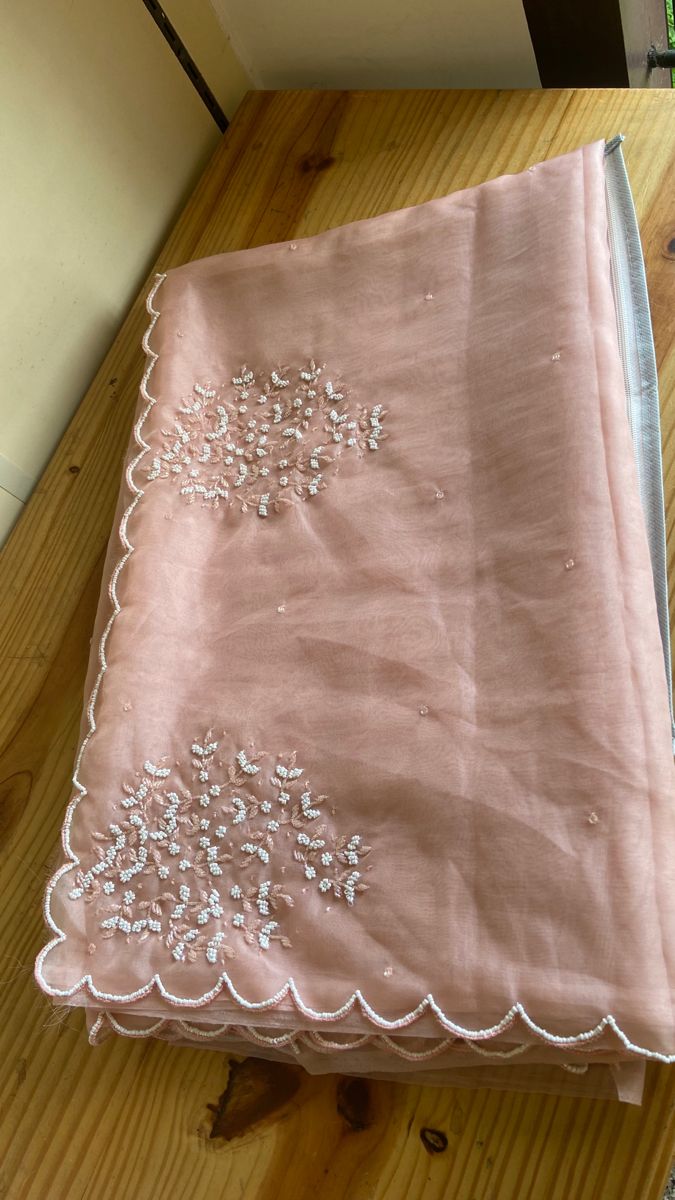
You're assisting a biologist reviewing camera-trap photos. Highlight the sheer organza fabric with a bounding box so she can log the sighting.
[35,139,675,1105]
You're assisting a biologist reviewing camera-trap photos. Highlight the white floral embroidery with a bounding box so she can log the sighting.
[67,735,371,964]
[145,360,388,517]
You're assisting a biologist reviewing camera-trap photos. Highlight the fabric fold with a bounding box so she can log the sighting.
[35,137,675,1104]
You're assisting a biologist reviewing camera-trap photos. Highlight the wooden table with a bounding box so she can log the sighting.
[1,88,674,1200]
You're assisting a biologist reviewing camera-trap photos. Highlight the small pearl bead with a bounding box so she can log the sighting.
[551,352,561,361]
[587,811,599,825]
[383,966,393,977]
[277,605,286,613]
[419,705,429,716]
[122,702,132,712]
[435,490,445,500]
[424,292,434,301]
[176,330,184,338]
[565,558,575,570]
[289,242,298,251]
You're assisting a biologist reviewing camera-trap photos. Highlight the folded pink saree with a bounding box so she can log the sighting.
[35,136,675,1105]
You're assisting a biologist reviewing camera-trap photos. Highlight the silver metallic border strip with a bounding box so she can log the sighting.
[604,134,675,750]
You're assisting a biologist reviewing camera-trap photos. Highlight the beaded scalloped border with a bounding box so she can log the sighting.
[34,270,168,999]
[34,271,675,1068]
[89,1011,588,1074]
[41,970,675,1063]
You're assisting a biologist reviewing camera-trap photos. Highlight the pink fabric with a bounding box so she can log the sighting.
[35,138,675,1103]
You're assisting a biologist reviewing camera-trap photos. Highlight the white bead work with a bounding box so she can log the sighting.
[145,360,388,517]
[66,733,371,965]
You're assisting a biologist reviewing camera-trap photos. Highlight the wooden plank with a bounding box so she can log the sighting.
[1,88,674,1200]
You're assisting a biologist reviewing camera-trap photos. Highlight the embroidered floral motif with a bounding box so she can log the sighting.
[145,360,388,517]
[67,735,371,965]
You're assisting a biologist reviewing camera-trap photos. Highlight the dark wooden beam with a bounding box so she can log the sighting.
[522,0,672,88]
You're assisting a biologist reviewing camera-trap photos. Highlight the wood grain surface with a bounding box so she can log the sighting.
[1,88,674,1200]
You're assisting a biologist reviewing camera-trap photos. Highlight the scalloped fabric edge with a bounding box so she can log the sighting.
[89,1012,590,1073]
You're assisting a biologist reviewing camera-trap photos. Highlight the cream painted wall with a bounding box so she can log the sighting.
[167,0,252,113]
[0,0,250,546]
[210,0,539,90]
